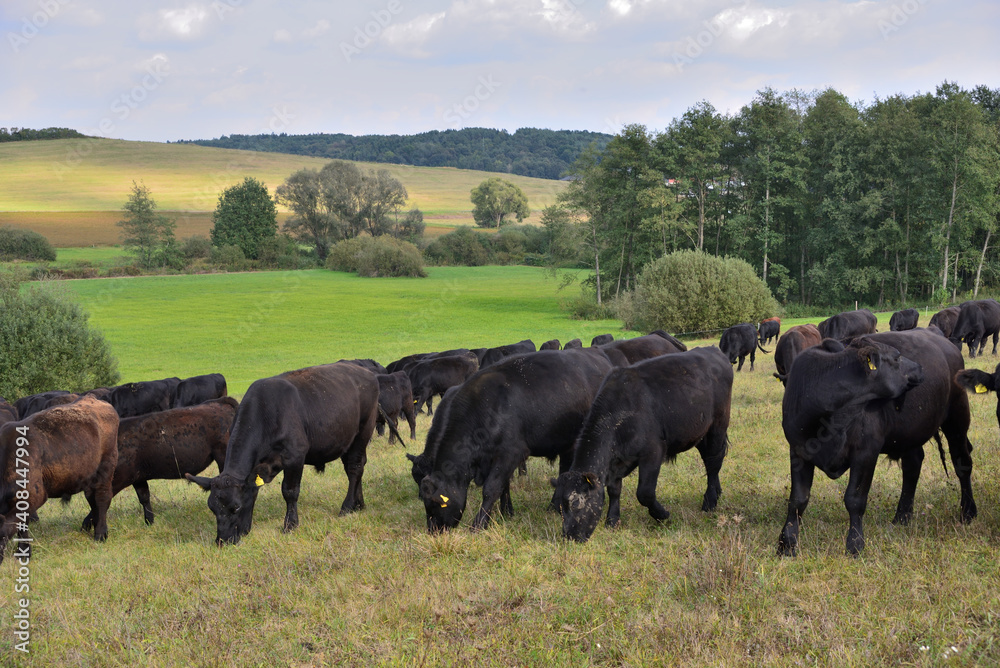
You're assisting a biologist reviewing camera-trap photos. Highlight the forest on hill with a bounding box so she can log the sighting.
[176,127,612,180]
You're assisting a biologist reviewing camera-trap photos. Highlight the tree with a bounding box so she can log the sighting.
[470,178,530,228]
[210,177,278,260]
[359,169,408,237]
[117,181,176,269]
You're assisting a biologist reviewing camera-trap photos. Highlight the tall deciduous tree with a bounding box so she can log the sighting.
[210,177,277,260]
[470,178,530,228]
[117,181,176,269]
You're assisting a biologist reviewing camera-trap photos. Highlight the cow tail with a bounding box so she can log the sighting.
[61,493,73,505]
[378,405,406,447]
[756,340,771,355]
[934,433,949,478]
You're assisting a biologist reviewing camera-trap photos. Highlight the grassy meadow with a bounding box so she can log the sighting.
[0,139,567,246]
[0,270,999,666]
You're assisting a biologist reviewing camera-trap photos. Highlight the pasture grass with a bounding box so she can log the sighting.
[2,276,999,666]
[0,139,564,246]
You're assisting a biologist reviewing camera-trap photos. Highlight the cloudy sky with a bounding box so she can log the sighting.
[2,0,997,142]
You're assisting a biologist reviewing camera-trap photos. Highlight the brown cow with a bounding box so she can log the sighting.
[773,324,823,385]
[81,397,238,528]
[0,395,119,562]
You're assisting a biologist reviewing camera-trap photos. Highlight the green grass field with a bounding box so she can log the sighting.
[1,271,999,666]
[0,139,566,246]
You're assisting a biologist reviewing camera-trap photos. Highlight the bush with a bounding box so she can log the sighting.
[0,227,56,262]
[620,250,779,334]
[0,271,119,398]
[257,234,306,269]
[424,227,496,266]
[211,244,250,272]
[325,236,426,278]
[181,236,213,260]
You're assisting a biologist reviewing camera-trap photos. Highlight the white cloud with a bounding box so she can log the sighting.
[138,4,211,41]
[381,12,447,58]
[608,0,632,16]
[273,29,293,43]
[303,19,330,39]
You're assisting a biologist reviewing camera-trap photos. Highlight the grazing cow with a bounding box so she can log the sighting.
[777,330,975,557]
[563,339,582,349]
[889,308,919,332]
[540,339,561,351]
[480,340,537,368]
[928,307,960,339]
[172,373,228,408]
[0,395,119,561]
[602,333,686,365]
[340,359,388,375]
[82,397,238,528]
[406,385,461,487]
[950,299,1000,358]
[375,371,416,444]
[186,362,379,545]
[14,391,71,419]
[553,347,733,543]
[590,334,614,347]
[817,309,877,341]
[773,324,823,385]
[416,348,614,532]
[719,323,769,371]
[758,317,781,345]
[407,353,480,415]
[955,362,1000,429]
[110,377,181,418]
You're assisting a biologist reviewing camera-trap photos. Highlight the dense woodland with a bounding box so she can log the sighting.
[178,128,612,180]
[556,82,1000,309]
[0,127,85,142]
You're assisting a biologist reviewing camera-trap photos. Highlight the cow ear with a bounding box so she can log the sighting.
[419,476,437,499]
[956,369,995,394]
[185,473,214,491]
[405,453,418,463]
[582,473,597,489]
[549,477,559,489]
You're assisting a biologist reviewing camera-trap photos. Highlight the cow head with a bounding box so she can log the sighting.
[406,452,431,488]
[418,474,466,533]
[186,472,260,545]
[955,364,1000,397]
[851,339,924,398]
[552,471,604,543]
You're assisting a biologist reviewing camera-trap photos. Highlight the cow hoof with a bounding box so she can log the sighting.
[962,504,978,524]
[94,532,108,543]
[891,512,911,526]
[777,543,797,558]
[143,516,155,526]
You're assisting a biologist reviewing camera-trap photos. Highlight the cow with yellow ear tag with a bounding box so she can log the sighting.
[955,362,1000,431]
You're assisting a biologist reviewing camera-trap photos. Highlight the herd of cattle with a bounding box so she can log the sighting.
[2,299,999,561]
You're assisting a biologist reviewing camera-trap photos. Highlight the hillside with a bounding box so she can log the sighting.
[0,139,567,246]
[178,127,612,180]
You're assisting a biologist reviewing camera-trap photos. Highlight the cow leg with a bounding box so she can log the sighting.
[426,394,434,416]
[736,355,745,372]
[892,446,924,525]
[547,453,573,512]
[340,434,371,515]
[778,457,814,557]
[91,480,114,543]
[636,458,669,523]
[375,414,385,438]
[280,465,304,532]
[749,348,756,371]
[134,480,155,525]
[948,435,977,523]
[843,457,878,556]
[472,464,516,530]
[605,475,625,528]
[992,330,998,355]
[500,475,514,518]
[404,402,417,441]
[697,434,725,511]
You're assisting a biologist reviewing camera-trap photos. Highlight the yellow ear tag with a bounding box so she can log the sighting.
[255,475,265,487]
[975,384,988,394]
[867,358,877,371]
[439,494,449,508]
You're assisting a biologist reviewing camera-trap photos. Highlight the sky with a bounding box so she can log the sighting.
[2,0,998,143]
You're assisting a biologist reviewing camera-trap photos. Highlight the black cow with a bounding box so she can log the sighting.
[480,340,537,368]
[406,385,461,487]
[407,353,479,415]
[0,396,119,561]
[777,330,975,557]
[929,306,960,338]
[590,334,614,347]
[186,362,379,545]
[889,308,919,331]
[14,390,71,419]
[172,373,227,408]
[553,347,733,542]
[773,324,823,385]
[719,323,769,371]
[340,358,389,375]
[602,333,685,365]
[563,339,582,349]
[375,371,416,444]
[649,330,688,351]
[956,362,1000,429]
[416,348,615,532]
[540,339,561,350]
[817,309,877,341]
[950,299,1000,358]
[83,397,238,528]
[758,318,781,345]
[110,377,181,418]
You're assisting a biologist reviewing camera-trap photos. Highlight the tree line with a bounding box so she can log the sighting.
[555,82,1000,309]
[177,128,612,180]
[0,127,86,142]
